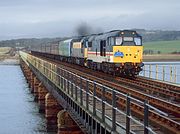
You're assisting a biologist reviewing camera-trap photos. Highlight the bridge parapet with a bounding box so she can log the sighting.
[141,63,180,84]
[19,51,175,134]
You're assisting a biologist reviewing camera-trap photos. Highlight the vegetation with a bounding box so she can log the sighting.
[143,40,180,54]
[136,29,180,42]
[0,47,12,55]
[0,29,180,54]
[0,38,64,48]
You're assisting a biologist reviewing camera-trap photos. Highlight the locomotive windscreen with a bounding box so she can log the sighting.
[115,36,142,46]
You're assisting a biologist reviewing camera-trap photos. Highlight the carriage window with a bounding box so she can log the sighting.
[134,37,142,46]
[116,37,122,45]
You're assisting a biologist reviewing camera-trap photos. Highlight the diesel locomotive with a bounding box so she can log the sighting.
[31,30,144,76]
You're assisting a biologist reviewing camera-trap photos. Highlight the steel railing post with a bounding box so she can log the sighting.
[163,66,165,81]
[112,89,116,132]
[62,70,65,89]
[144,101,149,134]
[58,73,60,87]
[102,86,105,122]
[149,65,152,78]
[80,77,83,105]
[71,75,73,97]
[156,65,158,79]
[126,94,130,134]
[170,66,172,82]
[174,67,176,83]
[67,72,70,94]
[86,80,89,110]
[93,82,96,116]
[63,71,66,91]
[75,83,77,101]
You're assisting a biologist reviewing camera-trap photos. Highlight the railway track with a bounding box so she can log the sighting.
[136,76,180,93]
[114,77,180,103]
[32,53,180,134]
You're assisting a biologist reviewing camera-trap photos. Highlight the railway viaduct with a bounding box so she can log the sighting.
[19,51,180,134]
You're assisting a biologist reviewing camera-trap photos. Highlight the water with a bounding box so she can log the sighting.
[0,65,53,134]
[140,62,180,84]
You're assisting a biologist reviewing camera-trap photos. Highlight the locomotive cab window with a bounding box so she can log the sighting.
[115,37,122,45]
[122,37,135,46]
[134,37,142,46]
[110,37,115,46]
[124,37,133,42]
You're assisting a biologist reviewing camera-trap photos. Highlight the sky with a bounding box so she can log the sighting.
[0,0,180,40]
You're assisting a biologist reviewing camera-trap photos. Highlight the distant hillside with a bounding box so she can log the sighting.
[135,29,180,42]
[0,38,64,48]
[143,40,180,54]
[0,29,180,48]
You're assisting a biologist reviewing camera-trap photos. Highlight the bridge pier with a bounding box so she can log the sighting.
[30,72,35,93]
[45,93,62,132]
[20,63,31,88]
[26,71,31,88]
[20,60,84,133]
[57,110,83,134]
[33,77,40,102]
[38,83,48,113]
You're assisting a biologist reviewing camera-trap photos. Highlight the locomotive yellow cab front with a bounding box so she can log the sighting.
[109,32,144,75]
[113,46,143,63]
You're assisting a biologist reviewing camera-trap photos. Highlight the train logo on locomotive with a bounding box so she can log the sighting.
[114,50,124,57]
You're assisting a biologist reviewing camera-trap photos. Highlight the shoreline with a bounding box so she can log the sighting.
[143,54,180,62]
[0,47,19,65]
[0,57,20,65]
[0,61,19,65]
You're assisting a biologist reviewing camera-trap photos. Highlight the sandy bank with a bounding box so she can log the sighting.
[0,58,19,65]
[143,54,180,62]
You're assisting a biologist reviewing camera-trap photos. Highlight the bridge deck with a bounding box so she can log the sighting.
[19,51,180,134]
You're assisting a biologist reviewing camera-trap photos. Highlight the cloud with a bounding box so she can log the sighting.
[0,0,180,40]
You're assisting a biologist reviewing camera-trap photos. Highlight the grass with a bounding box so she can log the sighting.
[0,47,11,54]
[143,40,180,54]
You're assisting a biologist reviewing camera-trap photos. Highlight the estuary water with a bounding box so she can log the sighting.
[0,65,53,134]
